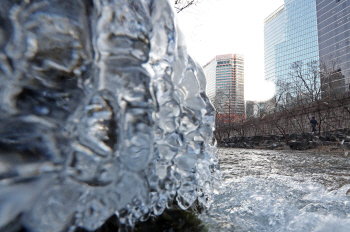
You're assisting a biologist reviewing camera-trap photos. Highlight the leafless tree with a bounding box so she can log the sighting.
[174,0,202,13]
[212,89,243,140]
[274,60,329,135]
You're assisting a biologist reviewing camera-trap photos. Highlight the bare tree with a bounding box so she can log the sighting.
[174,0,202,13]
[212,89,243,140]
[268,60,324,139]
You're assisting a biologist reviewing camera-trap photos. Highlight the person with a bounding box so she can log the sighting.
[310,117,318,134]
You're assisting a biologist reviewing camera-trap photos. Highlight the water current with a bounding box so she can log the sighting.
[200,148,350,232]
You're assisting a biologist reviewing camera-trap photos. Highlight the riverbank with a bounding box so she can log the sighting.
[218,128,350,152]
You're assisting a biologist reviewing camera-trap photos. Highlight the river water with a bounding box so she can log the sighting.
[199,148,350,232]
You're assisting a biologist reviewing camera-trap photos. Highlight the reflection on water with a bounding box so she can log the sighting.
[200,149,350,232]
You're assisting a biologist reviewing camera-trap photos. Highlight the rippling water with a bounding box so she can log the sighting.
[200,148,350,232]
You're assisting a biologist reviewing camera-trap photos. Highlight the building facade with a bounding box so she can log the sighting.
[264,5,286,83]
[203,54,245,116]
[203,57,217,102]
[316,0,350,94]
[264,0,320,105]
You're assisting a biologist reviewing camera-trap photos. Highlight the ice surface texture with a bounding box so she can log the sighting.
[0,0,220,231]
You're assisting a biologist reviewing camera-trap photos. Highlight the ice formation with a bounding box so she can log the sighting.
[0,0,220,231]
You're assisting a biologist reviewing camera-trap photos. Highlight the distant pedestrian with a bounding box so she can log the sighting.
[310,117,318,134]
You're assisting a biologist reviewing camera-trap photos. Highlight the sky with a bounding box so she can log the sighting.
[175,0,284,102]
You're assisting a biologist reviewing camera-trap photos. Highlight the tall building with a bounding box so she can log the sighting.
[264,5,285,83]
[203,57,217,102]
[203,54,245,116]
[316,0,350,94]
[264,0,320,103]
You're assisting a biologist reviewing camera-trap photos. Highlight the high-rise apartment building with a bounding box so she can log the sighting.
[316,0,350,93]
[264,0,320,103]
[203,54,245,116]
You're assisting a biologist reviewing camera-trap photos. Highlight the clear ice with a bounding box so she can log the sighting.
[0,0,220,231]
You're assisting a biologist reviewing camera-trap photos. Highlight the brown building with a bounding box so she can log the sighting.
[203,54,245,116]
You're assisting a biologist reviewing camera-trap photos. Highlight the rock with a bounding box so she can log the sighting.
[330,135,339,142]
[322,131,331,137]
[307,141,319,149]
[251,136,263,142]
[228,137,237,143]
[343,142,350,150]
[301,133,314,141]
[335,132,346,140]
[289,141,306,150]
[345,136,350,142]
[268,143,279,150]
[228,143,235,148]
[277,135,285,141]
[323,141,331,146]
[318,136,329,141]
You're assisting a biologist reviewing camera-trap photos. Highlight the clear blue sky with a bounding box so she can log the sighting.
[175,0,284,102]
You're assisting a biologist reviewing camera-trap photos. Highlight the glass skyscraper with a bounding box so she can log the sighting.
[264,0,320,103]
[203,54,245,116]
[265,5,285,83]
[316,0,350,93]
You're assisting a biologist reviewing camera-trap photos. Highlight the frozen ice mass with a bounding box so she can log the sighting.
[0,0,220,231]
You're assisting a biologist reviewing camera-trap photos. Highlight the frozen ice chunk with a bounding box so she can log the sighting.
[0,0,220,231]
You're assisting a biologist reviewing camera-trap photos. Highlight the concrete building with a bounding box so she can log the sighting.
[203,54,245,116]
[316,0,350,94]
